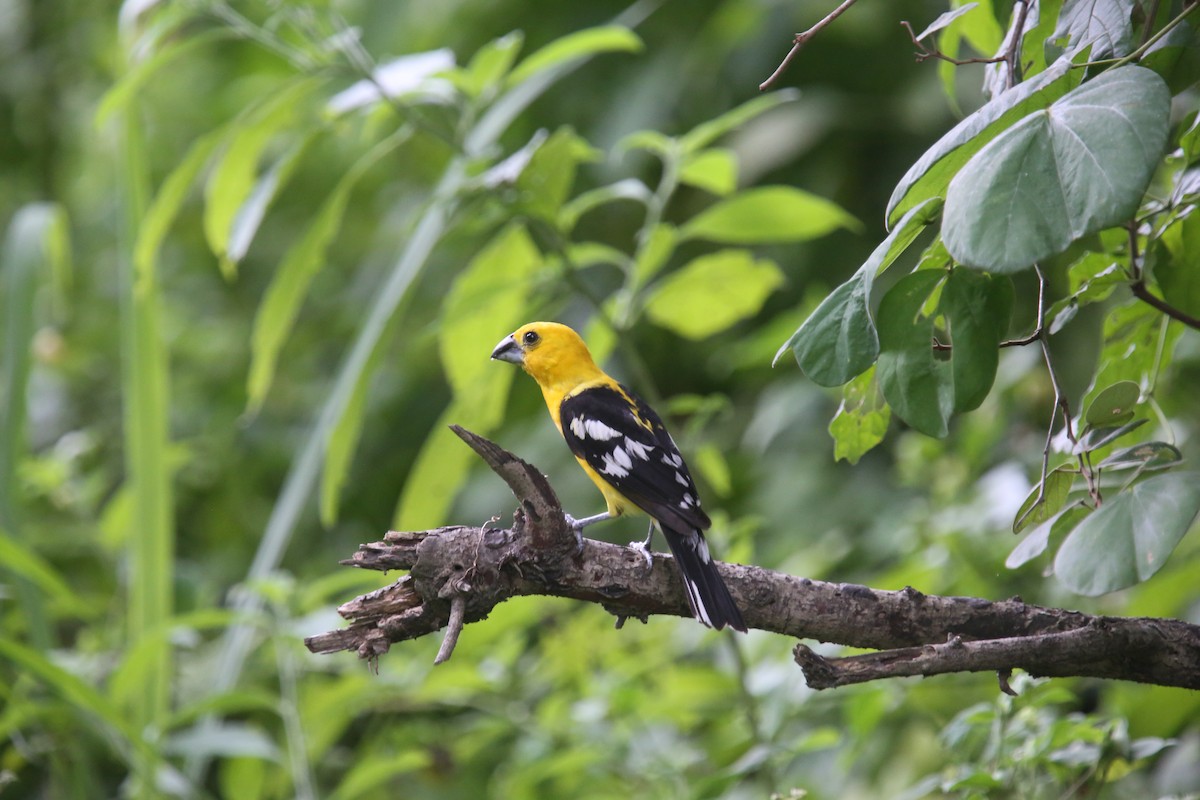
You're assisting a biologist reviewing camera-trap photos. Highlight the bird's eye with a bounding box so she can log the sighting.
[522,331,540,346]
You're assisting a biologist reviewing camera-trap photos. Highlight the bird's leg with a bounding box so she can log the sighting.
[563,511,613,553]
[627,522,655,571]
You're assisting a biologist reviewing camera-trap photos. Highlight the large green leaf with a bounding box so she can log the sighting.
[942,268,1013,412]
[643,250,783,339]
[876,270,954,437]
[944,66,1171,272]
[1054,472,1200,595]
[886,56,1079,225]
[1052,0,1133,60]
[778,272,877,386]
[775,198,941,385]
[680,186,858,244]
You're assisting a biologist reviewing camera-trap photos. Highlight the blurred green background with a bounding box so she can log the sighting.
[1,1,1198,798]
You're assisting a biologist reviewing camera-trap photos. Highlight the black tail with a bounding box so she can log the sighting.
[660,526,747,632]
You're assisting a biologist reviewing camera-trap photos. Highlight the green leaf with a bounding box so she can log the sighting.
[506,26,642,87]
[246,133,405,412]
[944,66,1171,272]
[1052,0,1133,60]
[457,31,524,98]
[1007,502,1088,567]
[1099,441,1183,472]
[439,224,542,411]
[1084,302,1181,414]
[1156,210,1200,318]
[942,269,1013,412]
[203,78,323,268]
[887,56,1079,225]
[955,0,1004,55]
[1014,466,1078,533]
[631,223,677,286]
[559,178,652,232]
[616,129,674,158]
[829,366,890,464]
[777,271,877,384]
[226,135,315,266]
[916,4,982,42]
[679,90,800,153]
[876,270,954,437]
[679,148,738,196]
[1075,417,1146,454]
[1084,380,1141,426]
[319,332,387,528]
[516,127,599,222]
[643,250,783,339]
[1141,21,1200,94]
[1054,472,1200,595]
[1020,0,1065,77]
[680,186,859,245]
[134,129,224,280]
[1181,111,1200,165]
[775,198,941,383]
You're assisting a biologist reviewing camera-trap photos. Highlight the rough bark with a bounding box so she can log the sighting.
[304,427,1200,691]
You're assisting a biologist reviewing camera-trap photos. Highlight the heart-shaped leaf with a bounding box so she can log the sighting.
[1054,471,1200,595]
[944,66,1170,272]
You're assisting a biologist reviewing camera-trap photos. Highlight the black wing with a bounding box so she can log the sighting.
[559,384,711,532]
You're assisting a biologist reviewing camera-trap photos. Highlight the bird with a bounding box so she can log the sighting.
[491,321,746,632]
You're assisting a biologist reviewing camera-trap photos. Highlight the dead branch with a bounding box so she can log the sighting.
[304,427,1200,691]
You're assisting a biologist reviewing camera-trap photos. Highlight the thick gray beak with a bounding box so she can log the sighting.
[491,333,523,364]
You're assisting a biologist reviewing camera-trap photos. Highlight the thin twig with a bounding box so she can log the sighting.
[1000,265,1047,347]
[1002,0,1032,90]
[1127,219,1200,331]
[759,0,860,91]
[1131,282,1200,331]
[900,20,1006,66]
[1140,0,1165,48]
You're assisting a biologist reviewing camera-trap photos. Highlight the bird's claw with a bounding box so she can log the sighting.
[627,539,653,572]
[562,514,586,555]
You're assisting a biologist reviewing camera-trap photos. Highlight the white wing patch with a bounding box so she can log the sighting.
[661,452,683,468]
[679,492,696,509]
[624,437,654,460]
[601,446,634,478]
[674,471,689,487]
[570,416,622,441]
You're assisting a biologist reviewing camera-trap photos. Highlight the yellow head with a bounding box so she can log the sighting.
[490,321,605,390]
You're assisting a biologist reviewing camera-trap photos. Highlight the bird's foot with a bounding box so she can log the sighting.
[626,539,653,571]
[562,514,594,554]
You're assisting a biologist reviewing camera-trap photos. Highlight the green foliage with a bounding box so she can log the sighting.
[907,675,1177,799]
[780,0,1200,599]
[2,1,1198,798]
